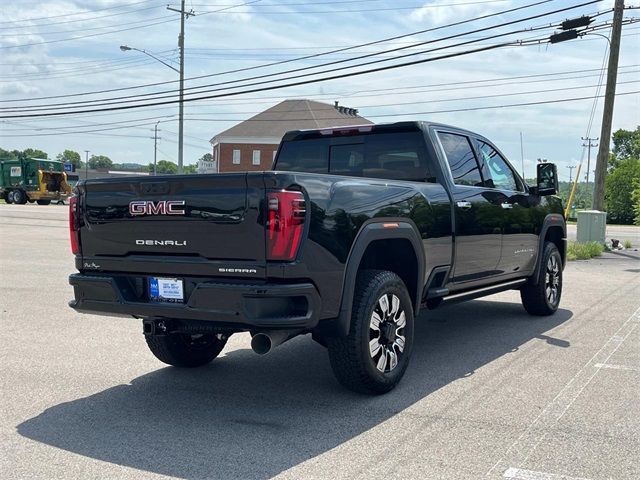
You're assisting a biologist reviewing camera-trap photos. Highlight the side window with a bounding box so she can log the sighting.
[232,149,241,165]
[437,132,483,186]
[363,132,433,182]
[478,142,521,191]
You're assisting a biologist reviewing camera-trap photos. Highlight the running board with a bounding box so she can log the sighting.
[441,279,527,305]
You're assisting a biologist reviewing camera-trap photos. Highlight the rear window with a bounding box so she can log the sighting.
[275,132,434,182]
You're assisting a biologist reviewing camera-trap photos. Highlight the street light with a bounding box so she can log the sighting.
[120,45,184,173]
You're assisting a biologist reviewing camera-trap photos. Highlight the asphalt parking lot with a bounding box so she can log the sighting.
[1,203,638,480]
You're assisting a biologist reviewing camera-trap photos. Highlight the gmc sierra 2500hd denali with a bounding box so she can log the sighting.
[69,121,566,394]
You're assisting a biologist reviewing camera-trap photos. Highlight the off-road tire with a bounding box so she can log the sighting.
[520,242,563,316]
[145,332,227,367]
[36,199,51,205]
[327,270,414,394]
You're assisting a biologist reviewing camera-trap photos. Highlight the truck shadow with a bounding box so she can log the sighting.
[18,300,572,479]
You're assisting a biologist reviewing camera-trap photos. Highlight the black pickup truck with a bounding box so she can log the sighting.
[69,121,566,394]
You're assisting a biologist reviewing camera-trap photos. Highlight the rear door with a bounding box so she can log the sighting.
[434,130,502,283]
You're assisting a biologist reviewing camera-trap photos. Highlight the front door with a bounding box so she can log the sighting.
[435,130,502,283]
[475,140,538,274]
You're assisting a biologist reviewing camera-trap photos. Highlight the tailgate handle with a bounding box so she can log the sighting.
[140,182,170,195]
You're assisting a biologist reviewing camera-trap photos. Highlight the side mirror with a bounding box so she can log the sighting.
[536,162,558,196]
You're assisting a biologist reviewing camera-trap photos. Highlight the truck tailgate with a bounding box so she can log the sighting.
[79,173,266,277]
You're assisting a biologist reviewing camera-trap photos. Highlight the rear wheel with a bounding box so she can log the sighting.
[145,332,227,367]
[520,242,563,316]
[6,191,15,204]
[327,270,414,394]
[36,199,51,205]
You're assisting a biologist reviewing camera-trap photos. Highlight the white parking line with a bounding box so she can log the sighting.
[503,467,591,480]
[593,363,640,372]
[487,306,640,477]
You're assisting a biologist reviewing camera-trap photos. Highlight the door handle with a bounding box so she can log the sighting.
[456,201,472,209]
[501,202,513,209]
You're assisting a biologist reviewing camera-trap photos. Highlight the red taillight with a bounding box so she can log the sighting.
[266,190,306,261]
[69,196,80,255]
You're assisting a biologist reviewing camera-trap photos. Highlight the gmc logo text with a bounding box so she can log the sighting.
[129,200,186,216]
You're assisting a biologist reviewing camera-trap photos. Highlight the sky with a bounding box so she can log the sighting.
[0,0,638,180]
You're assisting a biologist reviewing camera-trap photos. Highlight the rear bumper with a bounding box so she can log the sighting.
[69,273,321,330]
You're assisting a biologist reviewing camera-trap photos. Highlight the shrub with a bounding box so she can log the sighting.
[567,241,604,261]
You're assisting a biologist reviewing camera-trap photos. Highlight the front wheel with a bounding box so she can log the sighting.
[520,242,563,316]
[12,189,27,204]
[145,332,227,367]
[327,270,414,394]
[6,191,15,204]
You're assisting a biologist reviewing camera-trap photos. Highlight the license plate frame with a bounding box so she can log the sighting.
[149,277,184,303]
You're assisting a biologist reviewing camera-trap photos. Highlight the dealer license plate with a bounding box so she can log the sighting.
[149,277,184,303]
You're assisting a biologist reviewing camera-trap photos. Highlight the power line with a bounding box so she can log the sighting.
[0,0,259,49]
[7,3,617,106]
[196,0,511,15]
[0,44,582,118]
[0,17,177,50]
[0,14,175,37]
[0,53,178,82]
[2,90,637,136]
[2,3,592,112]
[0,3,606,117]
[9,63,635,124]
[0,5,167,31]
[0,0,556,103]
[5,79,638,135]
[0,0,160,25]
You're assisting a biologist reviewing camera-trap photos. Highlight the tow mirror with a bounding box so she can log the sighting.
[536,162,558,196]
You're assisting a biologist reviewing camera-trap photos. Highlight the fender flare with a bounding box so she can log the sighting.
[334,220,425,337]
[531,213,566,284]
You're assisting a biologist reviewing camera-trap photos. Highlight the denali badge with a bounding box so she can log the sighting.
[129,200,186,216]
[136,240,187,246]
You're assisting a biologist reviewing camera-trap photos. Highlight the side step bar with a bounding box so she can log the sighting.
[440,279,527,305]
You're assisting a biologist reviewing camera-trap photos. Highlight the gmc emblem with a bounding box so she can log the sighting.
[129,200,186,216]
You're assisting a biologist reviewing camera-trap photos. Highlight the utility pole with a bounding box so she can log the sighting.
[153,121,160,176]
[567,165,576,182]
[84,150,90,180]
[581,136,598,187]
[593,0,624,210]
[167,1,194,175]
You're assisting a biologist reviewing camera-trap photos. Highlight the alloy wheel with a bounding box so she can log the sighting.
[545,254,561,306]
[369,293,406,373]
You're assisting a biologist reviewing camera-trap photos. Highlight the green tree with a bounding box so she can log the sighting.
[88,154,113,169]
[21,148,48,159]
[605,158,640,224]
[611,126,640,166]
[1,148,48,160]
[198,153,213,163]
[149,160,178,174]
[56,149,82,168]
[184,164,197,174]
[0,147,18,159]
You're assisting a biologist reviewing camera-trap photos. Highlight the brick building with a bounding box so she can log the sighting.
[207,99,373,173]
